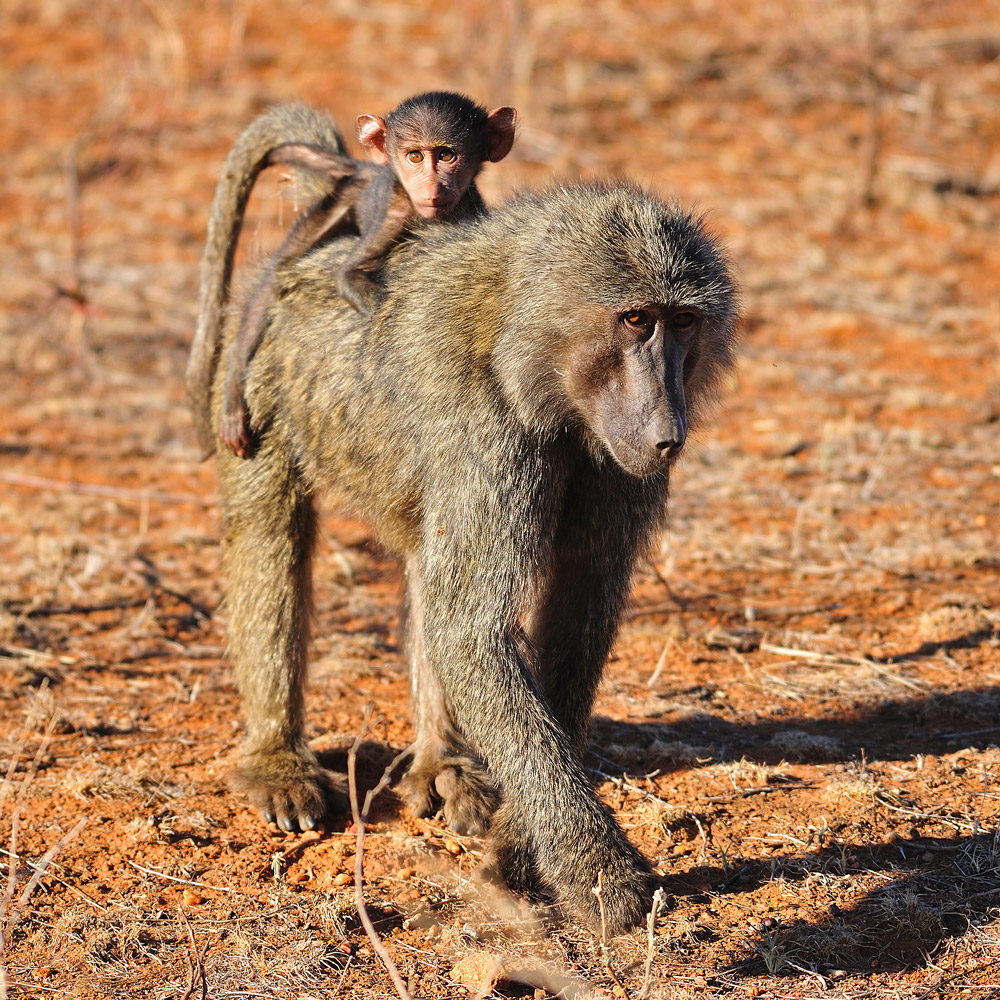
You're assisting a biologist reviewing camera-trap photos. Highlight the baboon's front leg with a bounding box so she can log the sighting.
[418,506,656,934]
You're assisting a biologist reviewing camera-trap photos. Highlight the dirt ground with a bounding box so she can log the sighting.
[1,1,999,997]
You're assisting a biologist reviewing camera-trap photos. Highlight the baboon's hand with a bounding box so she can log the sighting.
[489,801,658,934]
[218,397,255,459]
[230,749,347,832]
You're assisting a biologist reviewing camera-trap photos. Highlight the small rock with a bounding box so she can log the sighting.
[451,952,504,993]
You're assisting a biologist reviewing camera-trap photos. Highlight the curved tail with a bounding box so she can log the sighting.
[186,104,349,457]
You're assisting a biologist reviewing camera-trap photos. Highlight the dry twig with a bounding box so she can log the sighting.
[125,860,244,896]
[860,0,883,208]
[177,904,209,1000]
[641,886,666,999]
[0,471,212,508]
[592,872,626,993]
[347,704,412,1000]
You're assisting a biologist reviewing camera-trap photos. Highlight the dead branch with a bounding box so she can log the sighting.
[177,904,209,1000]
[347,704,412,1000]
[860,0,883,208]
[641,887,666,999]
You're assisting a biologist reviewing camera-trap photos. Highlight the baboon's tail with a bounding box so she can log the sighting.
[186,104,348,457]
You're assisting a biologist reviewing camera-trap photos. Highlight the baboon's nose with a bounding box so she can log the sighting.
[655,438,684,460]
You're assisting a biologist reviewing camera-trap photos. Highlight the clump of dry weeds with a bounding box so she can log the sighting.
[1,692,87,1000]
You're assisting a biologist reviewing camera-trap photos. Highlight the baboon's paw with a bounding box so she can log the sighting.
[230,750,347,832]
[398,755,499,836]
[433,761,501,835]
[483,823,656,931]
[483,836,546,900]
[570,850,658,936]
[396,762,437,821]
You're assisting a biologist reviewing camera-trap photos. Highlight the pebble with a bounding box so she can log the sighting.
[182,889,203,906]
[450,952,503,992]
[332,872,353,887]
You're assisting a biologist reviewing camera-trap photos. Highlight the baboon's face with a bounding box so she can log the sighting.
[564,304,700,478]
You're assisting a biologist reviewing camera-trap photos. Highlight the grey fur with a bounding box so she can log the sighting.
[195,178,739,933]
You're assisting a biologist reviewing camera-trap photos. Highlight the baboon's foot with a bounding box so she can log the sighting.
[481,801,551,902]
[482,837,547,901]
[397,753,499,836]
[218,399,255,459]
[230,748,347,832]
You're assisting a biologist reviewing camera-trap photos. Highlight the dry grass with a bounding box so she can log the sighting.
[1,695,87,1000]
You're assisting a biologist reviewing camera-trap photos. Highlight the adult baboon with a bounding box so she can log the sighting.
[196,179,739,934]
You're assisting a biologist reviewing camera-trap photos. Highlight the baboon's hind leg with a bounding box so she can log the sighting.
[395,558,499,835]
[221,444,347,831]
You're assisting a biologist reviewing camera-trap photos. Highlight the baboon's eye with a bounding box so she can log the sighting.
[671,311,698,333]
[438,147,457,162]
[406,150,424,164]
[623,309,652,329]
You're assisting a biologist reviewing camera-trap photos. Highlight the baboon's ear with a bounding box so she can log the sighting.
[358,115,390,164]
[485,107,517,162]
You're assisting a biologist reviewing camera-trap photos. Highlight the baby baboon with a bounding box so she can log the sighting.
[195,175,739,934]
[286,91,516,314]
[186,95,516,459]
[185,103,349,458]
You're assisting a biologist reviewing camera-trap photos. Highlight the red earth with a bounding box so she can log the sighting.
[1,1,998,997]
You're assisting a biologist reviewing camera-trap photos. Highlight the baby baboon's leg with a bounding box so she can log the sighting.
[219,194,352,459]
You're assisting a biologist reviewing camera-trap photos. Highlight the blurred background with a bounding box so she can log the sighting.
[4,0,999,387]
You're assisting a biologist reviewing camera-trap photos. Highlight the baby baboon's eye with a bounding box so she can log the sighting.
[406,150,424,164]
[438,147,457,162]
